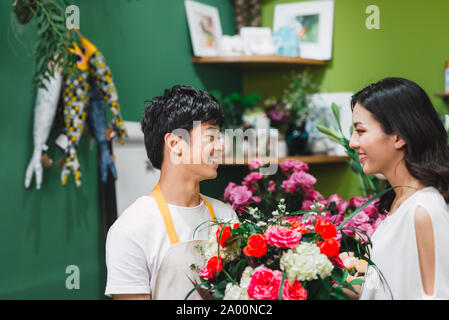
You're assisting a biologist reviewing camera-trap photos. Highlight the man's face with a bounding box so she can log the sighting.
[179,121,224,180]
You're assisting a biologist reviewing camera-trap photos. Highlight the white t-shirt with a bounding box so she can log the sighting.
[104,194,238,297]
[360,187,449,300]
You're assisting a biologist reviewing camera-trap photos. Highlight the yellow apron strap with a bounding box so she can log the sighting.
[153,183,179,245]
[153,182,216,245]
[199,194,216,222]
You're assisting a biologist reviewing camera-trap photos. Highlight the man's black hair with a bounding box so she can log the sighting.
[141,85,224,169]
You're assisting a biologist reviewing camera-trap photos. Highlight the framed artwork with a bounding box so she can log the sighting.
[273,0,334,60]
[185,0,223,57]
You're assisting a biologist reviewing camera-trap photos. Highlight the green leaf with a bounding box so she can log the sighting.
[331,102,342,133]
[348,278,365,285]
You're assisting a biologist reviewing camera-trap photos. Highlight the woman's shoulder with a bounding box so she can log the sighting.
[414,187,448,217]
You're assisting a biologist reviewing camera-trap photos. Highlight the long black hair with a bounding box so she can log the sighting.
[351,77,449,213]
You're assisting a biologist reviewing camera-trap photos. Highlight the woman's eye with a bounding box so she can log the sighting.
[356,129,365,134]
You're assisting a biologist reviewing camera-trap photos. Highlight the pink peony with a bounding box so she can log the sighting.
[249,158,266,170]
[265,225,302,248]
[282,279,307,300]
[247,267,282,300]
[268,180,276,192]
[242,172,264,186]
[289,171,317,189]
[279,159,309,173]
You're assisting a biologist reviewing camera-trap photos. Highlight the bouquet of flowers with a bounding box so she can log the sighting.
[187,159,391,300]
[187,193,383,300]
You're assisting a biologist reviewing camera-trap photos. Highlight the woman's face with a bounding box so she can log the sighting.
[349,103,404,175]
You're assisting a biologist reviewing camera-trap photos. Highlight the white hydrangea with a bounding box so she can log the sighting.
[223,283,242,300]
[223,266,254,300]
[280,242,334,282]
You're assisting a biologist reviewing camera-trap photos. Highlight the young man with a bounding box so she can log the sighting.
[104,85,238,300]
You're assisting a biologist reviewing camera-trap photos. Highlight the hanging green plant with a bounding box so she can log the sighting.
[12,0,78,89]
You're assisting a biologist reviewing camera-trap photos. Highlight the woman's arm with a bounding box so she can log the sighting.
[414,205,436,296]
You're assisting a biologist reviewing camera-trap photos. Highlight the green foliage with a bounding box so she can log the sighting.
[16,0,77,89]
[211,91,260,129]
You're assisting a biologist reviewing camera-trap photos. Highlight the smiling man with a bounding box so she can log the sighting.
[104,85,238,300]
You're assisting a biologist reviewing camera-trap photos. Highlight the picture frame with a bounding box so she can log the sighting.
[185,0,223,57]
[273,0,334,60]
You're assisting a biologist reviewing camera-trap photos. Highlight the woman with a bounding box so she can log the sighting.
[348,77,449,299]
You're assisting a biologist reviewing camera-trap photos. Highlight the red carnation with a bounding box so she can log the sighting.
[314,217,337,240]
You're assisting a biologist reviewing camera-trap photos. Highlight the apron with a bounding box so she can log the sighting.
[151,182,216,300]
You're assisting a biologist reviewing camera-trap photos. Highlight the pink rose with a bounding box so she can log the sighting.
[242,172,264,187]
[328,194,343,203]
[282,279,307,300]
[249,158,265,170]
[349,196,368,208]
[247,267,282,300]
[265,225,302,248]
[252,196,262,203]
[290,171,317,189]
[352,211,370,225]
[268,180,276,192]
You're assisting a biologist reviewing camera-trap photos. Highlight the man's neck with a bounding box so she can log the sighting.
[158,170,201,207]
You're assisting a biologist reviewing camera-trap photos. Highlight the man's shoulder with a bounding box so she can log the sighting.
[109,196,162,234]
[200,194,238,221]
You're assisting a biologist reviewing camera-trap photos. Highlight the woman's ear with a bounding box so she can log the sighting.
[394,134,406,150]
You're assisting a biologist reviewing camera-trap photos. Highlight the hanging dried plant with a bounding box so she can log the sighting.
[12,0,78,89]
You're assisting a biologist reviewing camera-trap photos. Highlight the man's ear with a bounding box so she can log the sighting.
[164,132,182,155]
[394,134,406,150]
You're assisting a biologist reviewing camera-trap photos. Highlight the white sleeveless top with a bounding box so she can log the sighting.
[359,187,449,300]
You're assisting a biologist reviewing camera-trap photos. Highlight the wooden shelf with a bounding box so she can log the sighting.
[221,155,350,166]
[435,92,449,98]
[192,55,328,66]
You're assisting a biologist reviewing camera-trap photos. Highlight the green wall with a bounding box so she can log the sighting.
[242,0,449,199]
[0,0,240,299]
